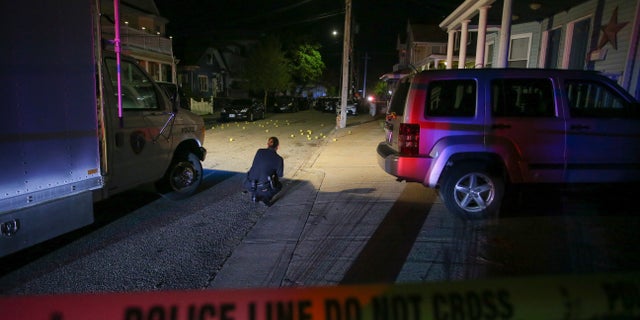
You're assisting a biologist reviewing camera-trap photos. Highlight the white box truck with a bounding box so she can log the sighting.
[0,0,207,257]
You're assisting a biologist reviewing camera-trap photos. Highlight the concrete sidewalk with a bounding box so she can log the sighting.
[207,114,639,289]
[207,114,489,288]
[209,118,412,288]
[207,114,640,288]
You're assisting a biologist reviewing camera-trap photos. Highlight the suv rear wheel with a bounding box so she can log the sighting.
[440,162,504,219]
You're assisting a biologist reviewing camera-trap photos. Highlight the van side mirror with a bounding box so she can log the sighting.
[157,83,180,113]
[171,94,180,113]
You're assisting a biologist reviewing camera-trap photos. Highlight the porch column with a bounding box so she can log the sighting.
[496,0,513,68]
[446,29,455,69]
[475,6,490,68]
[458,20,470,69]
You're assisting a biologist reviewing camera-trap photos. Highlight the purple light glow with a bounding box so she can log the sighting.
[114,0,123,120]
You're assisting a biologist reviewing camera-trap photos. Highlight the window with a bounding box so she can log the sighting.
[148,62,160,81]
[432,44,446,55]
[198,75,209,92]
[485,41,494,68]
[492,78,555,117]
[508,34,531,68]
[105,58,160,110]
[388,78,411,116]
[543,28,561,68]
[424,80,476,117]
[567,18,591,69]
[566,80,636,118]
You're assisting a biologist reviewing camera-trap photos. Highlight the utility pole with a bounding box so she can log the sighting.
[362,52,369,98]
[338,0,351,129]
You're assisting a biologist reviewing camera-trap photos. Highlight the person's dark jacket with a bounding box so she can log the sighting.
[247,148,283,184]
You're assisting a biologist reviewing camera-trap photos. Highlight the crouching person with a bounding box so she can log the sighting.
[244,136,283,206]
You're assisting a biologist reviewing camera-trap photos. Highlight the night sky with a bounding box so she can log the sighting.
[155,0,462,91]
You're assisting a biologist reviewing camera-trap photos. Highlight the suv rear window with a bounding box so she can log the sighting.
[424,80,476,117]
[388,77,411,116]
[492,78,555,117]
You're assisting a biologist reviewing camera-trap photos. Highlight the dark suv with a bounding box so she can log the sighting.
[377,69,640,219]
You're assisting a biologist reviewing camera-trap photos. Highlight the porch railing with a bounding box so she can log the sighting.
[102,26,173,55]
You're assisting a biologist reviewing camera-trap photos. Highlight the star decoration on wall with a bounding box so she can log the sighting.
[597,6,628,50]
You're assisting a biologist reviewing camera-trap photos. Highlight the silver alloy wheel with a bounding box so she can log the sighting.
[452,172,496,213]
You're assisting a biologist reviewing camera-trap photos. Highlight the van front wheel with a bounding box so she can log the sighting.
[440,163,504,220]
[157,152,202,198]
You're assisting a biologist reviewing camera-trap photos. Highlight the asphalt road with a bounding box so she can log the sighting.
[0,109,372,295]
[1,108,639,297]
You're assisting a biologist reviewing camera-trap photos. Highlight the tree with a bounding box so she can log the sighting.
[373,80,388,101]
[288,43,325,94]
[242,36,291,106]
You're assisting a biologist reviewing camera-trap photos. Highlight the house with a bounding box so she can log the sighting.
[381,22,449,82]
[176,41,257,102]
[100,0,176,82]
[400,23,450,71]
[436,0,640,99]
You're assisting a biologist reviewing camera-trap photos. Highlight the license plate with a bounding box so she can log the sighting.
[229,114,235,118]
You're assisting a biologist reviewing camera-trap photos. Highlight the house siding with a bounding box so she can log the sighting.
[485,33,498,67]
[539,1,635,76]
[438,0,639,98]
[511,22,542,68]
[100,0,174,82]
[525,0,638,96]
[592,0,637,81]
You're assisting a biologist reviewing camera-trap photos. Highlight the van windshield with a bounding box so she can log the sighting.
[105,58,160,110]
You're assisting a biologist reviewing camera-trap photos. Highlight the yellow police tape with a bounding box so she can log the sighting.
[1,272,638,319]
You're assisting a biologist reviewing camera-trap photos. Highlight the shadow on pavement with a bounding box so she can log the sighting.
[500,183,640,218]
[0,168,239,277]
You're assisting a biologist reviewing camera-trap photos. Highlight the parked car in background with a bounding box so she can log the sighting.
[272,96,299,113]
[313,97,328,111]
[317,97,340,113]
[337,99,358,116]
[296,97,311,110]
[377,68,640,219]
[157,81,190,110]
[219,98,265,122]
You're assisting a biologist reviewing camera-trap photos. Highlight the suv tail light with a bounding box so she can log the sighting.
[398,123,420,155]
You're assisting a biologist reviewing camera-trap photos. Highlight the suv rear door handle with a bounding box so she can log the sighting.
[491,123,511,129]
[570,124,590,130]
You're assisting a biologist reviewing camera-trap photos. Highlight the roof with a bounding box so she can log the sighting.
[410,24,448,43]
[121,0,160,15]
[413,68,605,78]
[441,0,591,29]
